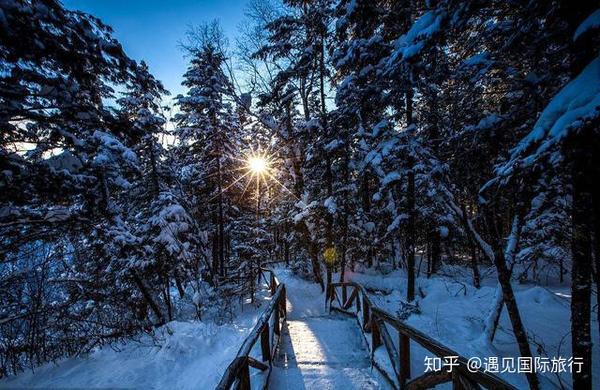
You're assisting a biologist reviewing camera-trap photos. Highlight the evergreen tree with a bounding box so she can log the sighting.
[175,29,239,280]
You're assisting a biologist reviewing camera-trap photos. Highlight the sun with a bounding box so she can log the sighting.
[248,156,268,174]
[222,148,297,203]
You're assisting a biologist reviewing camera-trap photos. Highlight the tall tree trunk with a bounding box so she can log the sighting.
[593,166,600,338]
[162,277,173,322]
[311,247,324,292]
[484,285,504,343]
[406,87,414,128]
[319,32,327,121]
[493,241,539,390]
[339,150,350,284]
[569,136,594,390]
[211,232,218,274]
[461,203,482,288]
[407,168,416,302]
[361,174,373,267]
[428,46,440,153]
[284,220,290,266]
[565,3,596,387]
[325,265,332,306]
[319,27,330,222]
[299,77,310,121]
[217,156,225,277]
[487,214,539,390]
[470,245,481,288]
[174,273,185,299]
[406,87,416,302]
[131,271,165,326]
[286,99,304,199]
[430,229,441,276]
[452,198,539,389]
[148,140,160,197]
[484,216,521,343]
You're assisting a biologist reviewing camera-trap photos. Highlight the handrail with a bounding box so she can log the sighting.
[216,268,286,390]
[327,281,517,390]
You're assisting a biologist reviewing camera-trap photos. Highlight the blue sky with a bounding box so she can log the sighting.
[63,0,248,100]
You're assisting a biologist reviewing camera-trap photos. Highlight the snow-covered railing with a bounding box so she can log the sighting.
[216,268,286,390]
[327,282,516,390]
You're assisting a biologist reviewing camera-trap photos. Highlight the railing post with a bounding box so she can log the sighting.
[371,314,382,350]
[342,284,347,304]
[328,284,340,311]
[399,332,411,388]
[238,358,251,390]
[261,323,271,362]
[281,285,287,319]
[363,298,370,331]
[452,372,465,390]
[273,301,280,336]
[270,273,276,295]
[217,276,289,390]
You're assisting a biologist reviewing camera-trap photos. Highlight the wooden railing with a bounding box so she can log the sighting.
[216,268,286,390]
[327,282,517,390]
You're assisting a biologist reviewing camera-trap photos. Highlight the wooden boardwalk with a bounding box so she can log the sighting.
[216,268,515,390]
[269,274,385,389]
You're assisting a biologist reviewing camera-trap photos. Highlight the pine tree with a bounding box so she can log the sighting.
[0,0,176,374]
[175,32,239,281]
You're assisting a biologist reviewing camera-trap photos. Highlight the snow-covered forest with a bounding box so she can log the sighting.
[0,0,599,389]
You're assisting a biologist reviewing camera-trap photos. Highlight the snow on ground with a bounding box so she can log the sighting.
[275,267,327,320]
[344,266,599,389]
[2,266,596,390]
[0,290,275,390]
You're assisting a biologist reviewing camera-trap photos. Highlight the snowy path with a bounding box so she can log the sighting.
[270,269,387,389]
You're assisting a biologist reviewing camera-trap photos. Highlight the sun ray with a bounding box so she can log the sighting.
[207,170,252,202]
[222,170,252,194]
[231,156,253,164]
[192,165,249,183]
[264,140,291,160]
[260,172,269,199]
[239,171,256,201]
[265,171,299,200]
